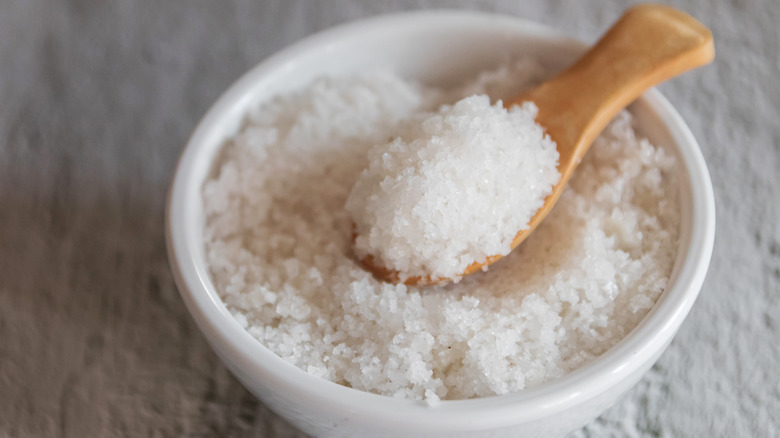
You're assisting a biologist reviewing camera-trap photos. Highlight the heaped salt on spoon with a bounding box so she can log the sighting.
[348,4,714,285]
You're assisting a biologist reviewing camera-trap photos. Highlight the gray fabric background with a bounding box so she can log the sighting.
[1,1,778,436]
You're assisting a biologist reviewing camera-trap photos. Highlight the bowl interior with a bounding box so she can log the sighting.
[167,10,714,432]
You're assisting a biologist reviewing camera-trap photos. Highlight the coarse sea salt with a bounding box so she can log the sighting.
[346,95,559,282]
[202,61,679,402]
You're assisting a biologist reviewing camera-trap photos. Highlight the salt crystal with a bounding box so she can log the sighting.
[346,95,559,280]
[202,61,679,401]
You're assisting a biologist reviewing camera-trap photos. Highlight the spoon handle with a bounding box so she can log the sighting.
[515,4,714,178]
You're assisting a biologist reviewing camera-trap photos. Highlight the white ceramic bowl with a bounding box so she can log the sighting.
[166,10,714,438]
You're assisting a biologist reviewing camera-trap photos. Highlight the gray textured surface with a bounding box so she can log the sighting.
[1,1,778,437]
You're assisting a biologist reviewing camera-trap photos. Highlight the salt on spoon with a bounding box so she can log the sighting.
[349,4,714,285]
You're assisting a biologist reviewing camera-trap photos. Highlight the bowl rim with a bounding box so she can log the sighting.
[166,9,715,430]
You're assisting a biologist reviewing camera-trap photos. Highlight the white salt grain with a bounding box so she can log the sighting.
[345,95,559,281]
[202,61,679,401]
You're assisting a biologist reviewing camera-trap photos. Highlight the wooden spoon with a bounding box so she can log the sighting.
[359,4,714,286]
